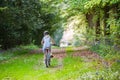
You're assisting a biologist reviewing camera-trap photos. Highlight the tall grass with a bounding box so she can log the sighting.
[0,44,39,61]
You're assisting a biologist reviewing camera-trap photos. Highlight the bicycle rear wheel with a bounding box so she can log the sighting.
[45,48,51,67]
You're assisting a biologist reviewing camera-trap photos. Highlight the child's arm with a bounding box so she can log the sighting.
[41,38,44,45]
[51,37,55,45]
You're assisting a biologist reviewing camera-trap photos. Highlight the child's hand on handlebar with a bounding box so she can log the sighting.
[52,43,56,46]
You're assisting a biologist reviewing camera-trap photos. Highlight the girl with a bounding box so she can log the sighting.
[41,31,55,67]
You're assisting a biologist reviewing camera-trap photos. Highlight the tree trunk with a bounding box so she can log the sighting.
[95,13,100,42]
[103,6,110,44]
[113,3,120,48]
[86,13,94,29]
[85,13,94,45]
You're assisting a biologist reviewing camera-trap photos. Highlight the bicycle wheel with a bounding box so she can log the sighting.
[45,48,51,67]
[45,54,48,67]
[47,53,51,67]
[45,53,50,67]
[48,53,51,66]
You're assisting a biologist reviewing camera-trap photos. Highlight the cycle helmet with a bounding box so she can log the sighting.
[44,31,49,35]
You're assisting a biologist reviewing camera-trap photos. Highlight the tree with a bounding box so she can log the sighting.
[0,0,63,49]
[67,0,120,45]
[0,0,43,49]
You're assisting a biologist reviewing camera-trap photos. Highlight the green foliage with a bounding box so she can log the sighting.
[0,0,63,49]
[66,46,73,53]
[0,7,7,11]
[67,0,88,13]
[78,70,120,80]
[69,0,120,47]
[19,44,39,50]
[114,18,120,45]
[0,44,39,61]
[84,0,120,12]
[0,0,42,49]
[0,0,119,50]
[90,44,112,56]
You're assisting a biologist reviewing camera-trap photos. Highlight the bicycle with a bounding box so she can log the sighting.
[44,44,56,67]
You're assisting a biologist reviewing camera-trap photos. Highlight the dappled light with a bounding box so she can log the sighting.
[0,0,120,80]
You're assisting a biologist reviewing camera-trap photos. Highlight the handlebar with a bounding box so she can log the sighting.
[51,44,57,46]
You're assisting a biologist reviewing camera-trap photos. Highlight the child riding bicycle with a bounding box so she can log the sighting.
[41,31,55,67]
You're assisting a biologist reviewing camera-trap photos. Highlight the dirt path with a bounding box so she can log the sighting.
[30,46,111,68]
[30,46,88,54]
